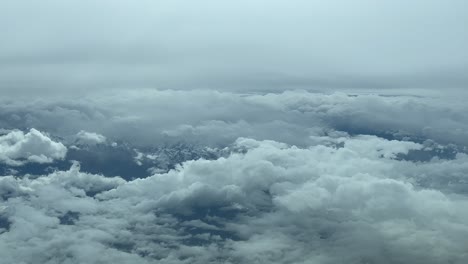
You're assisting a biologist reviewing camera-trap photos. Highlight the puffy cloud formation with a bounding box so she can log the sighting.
[74,130,107,146]
[0,128,67,166]
[1,135,467,263]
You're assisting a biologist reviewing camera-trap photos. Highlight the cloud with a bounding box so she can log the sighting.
[1,89,467,148]
[1,135,467,263]
[74,130,107,146]
[0,128,67,166]
[1,1,467,262]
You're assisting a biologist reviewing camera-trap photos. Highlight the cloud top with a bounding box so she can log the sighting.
[1,135,467,263]
[0,128,67,166]
[74,130,107,146]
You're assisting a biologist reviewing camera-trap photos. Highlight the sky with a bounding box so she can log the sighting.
[1,1,468,264]
[1,0,467,95]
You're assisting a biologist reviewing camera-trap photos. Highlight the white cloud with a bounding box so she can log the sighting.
[75,130,107,145]
[1,135,467,263]
[0,128,67,166]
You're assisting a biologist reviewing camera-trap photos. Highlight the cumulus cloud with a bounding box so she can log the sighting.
[1,135,467,263]
[74,130,107,146]
[0,128,67,166]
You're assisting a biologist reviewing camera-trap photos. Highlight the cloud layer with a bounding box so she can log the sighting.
[1,89,467,148]
[1,135,468,263]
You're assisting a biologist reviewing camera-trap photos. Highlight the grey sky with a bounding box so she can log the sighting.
[1,0,467,94]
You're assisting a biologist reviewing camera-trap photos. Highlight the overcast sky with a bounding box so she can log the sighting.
[1,0,467,95]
